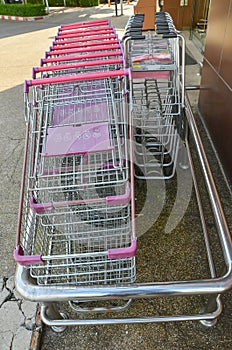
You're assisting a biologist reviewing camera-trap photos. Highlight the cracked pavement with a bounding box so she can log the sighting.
[0,276,41,350]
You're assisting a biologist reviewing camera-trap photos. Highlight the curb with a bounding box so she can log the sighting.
[0,14,45,21]
[0,7,66,21]
[29,304,42,350]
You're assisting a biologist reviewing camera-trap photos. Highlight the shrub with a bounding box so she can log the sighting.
[40,0,99,6]
[0,0,99,15]
[0,3,46,16]
[27,0,43,4]
[78,0,99,6]
[47,0,79,6]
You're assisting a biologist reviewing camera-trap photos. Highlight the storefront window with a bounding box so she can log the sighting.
[190,0,210,53]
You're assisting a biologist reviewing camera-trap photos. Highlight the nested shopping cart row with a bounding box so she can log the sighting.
[15,19,136,286]
[36,20,125,78]
[14,14,232,330]
[123,14,185,179]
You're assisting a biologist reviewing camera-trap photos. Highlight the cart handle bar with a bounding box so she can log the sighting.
[32,58,124,79]
[59,19,110,31]
[45,44,121,57]
[56,25,113,36]
[24,69,131,93]
[51,39,120,51]
[41,51,122,65]
[55,28,116,40]
[58,24,113,34]
[53,34,117,46]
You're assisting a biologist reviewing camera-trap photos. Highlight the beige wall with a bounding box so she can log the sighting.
[199,0,232,182]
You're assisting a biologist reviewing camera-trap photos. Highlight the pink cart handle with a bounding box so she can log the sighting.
[41,51,122,65]
[14,245,44,266]
[46,44,121,57]
[56,26,114,37]
[108,239,137,259]
[51,39,119,51]
[58,23,112,34]
[25,69,131,92]
[33,58,124,78]
[59,19,110,31]
[53,34,117,45]
[55,28,115,40]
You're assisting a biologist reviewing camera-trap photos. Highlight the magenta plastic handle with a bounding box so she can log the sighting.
[25,69,131,92]
[52,39,119,51]
[40,50,122,65]
[30,197,54,213]
[58,24,111,35]
[46,44,121,57]
[59,19,110,31]
[33,58,124,78]
[55,28,115,40]
[56,26,114,37]
[14,245,44,266]
[108,239,137,259]
[53,34,117,46]
[106,183,130,206]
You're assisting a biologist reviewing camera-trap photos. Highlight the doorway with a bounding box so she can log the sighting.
[190,0,210,53]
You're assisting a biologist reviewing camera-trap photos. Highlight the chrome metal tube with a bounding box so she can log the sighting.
[15,264,232,302]
[40,296,222,326]
[184,94,232,266]
[15,94,232,303]
[185,85,201,90]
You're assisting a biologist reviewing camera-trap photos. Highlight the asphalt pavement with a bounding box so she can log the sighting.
[0,3,232,350]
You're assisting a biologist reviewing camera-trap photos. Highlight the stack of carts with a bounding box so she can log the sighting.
[123,13,185,179]
[15,19,136,290]
[14,13,232,330]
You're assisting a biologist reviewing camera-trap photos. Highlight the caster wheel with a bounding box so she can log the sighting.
[200,318,217,327]
[51,312,69,333]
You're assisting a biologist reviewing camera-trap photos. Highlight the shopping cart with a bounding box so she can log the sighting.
[123,14,185,179]
[14,17,232,330]
[15,17,136,293]
[16,66,136,277]
[39,22,124,76]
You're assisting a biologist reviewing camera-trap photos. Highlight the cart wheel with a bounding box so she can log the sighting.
[51,312,69,333]
[200,318,218,328]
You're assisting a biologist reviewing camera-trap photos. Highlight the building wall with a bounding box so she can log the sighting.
[199,0,232,182]
[163,0,193,29]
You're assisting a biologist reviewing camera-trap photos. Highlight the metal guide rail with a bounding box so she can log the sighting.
[14,17,232,330]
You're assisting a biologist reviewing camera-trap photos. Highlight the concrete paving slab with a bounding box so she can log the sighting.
[0,276,40,350]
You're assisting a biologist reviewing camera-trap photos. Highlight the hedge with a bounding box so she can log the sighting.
[0,3,46,16]
[37,0,79,6]
[78,0,99,6]
[0,0,99,17]
[44,0,99,6]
